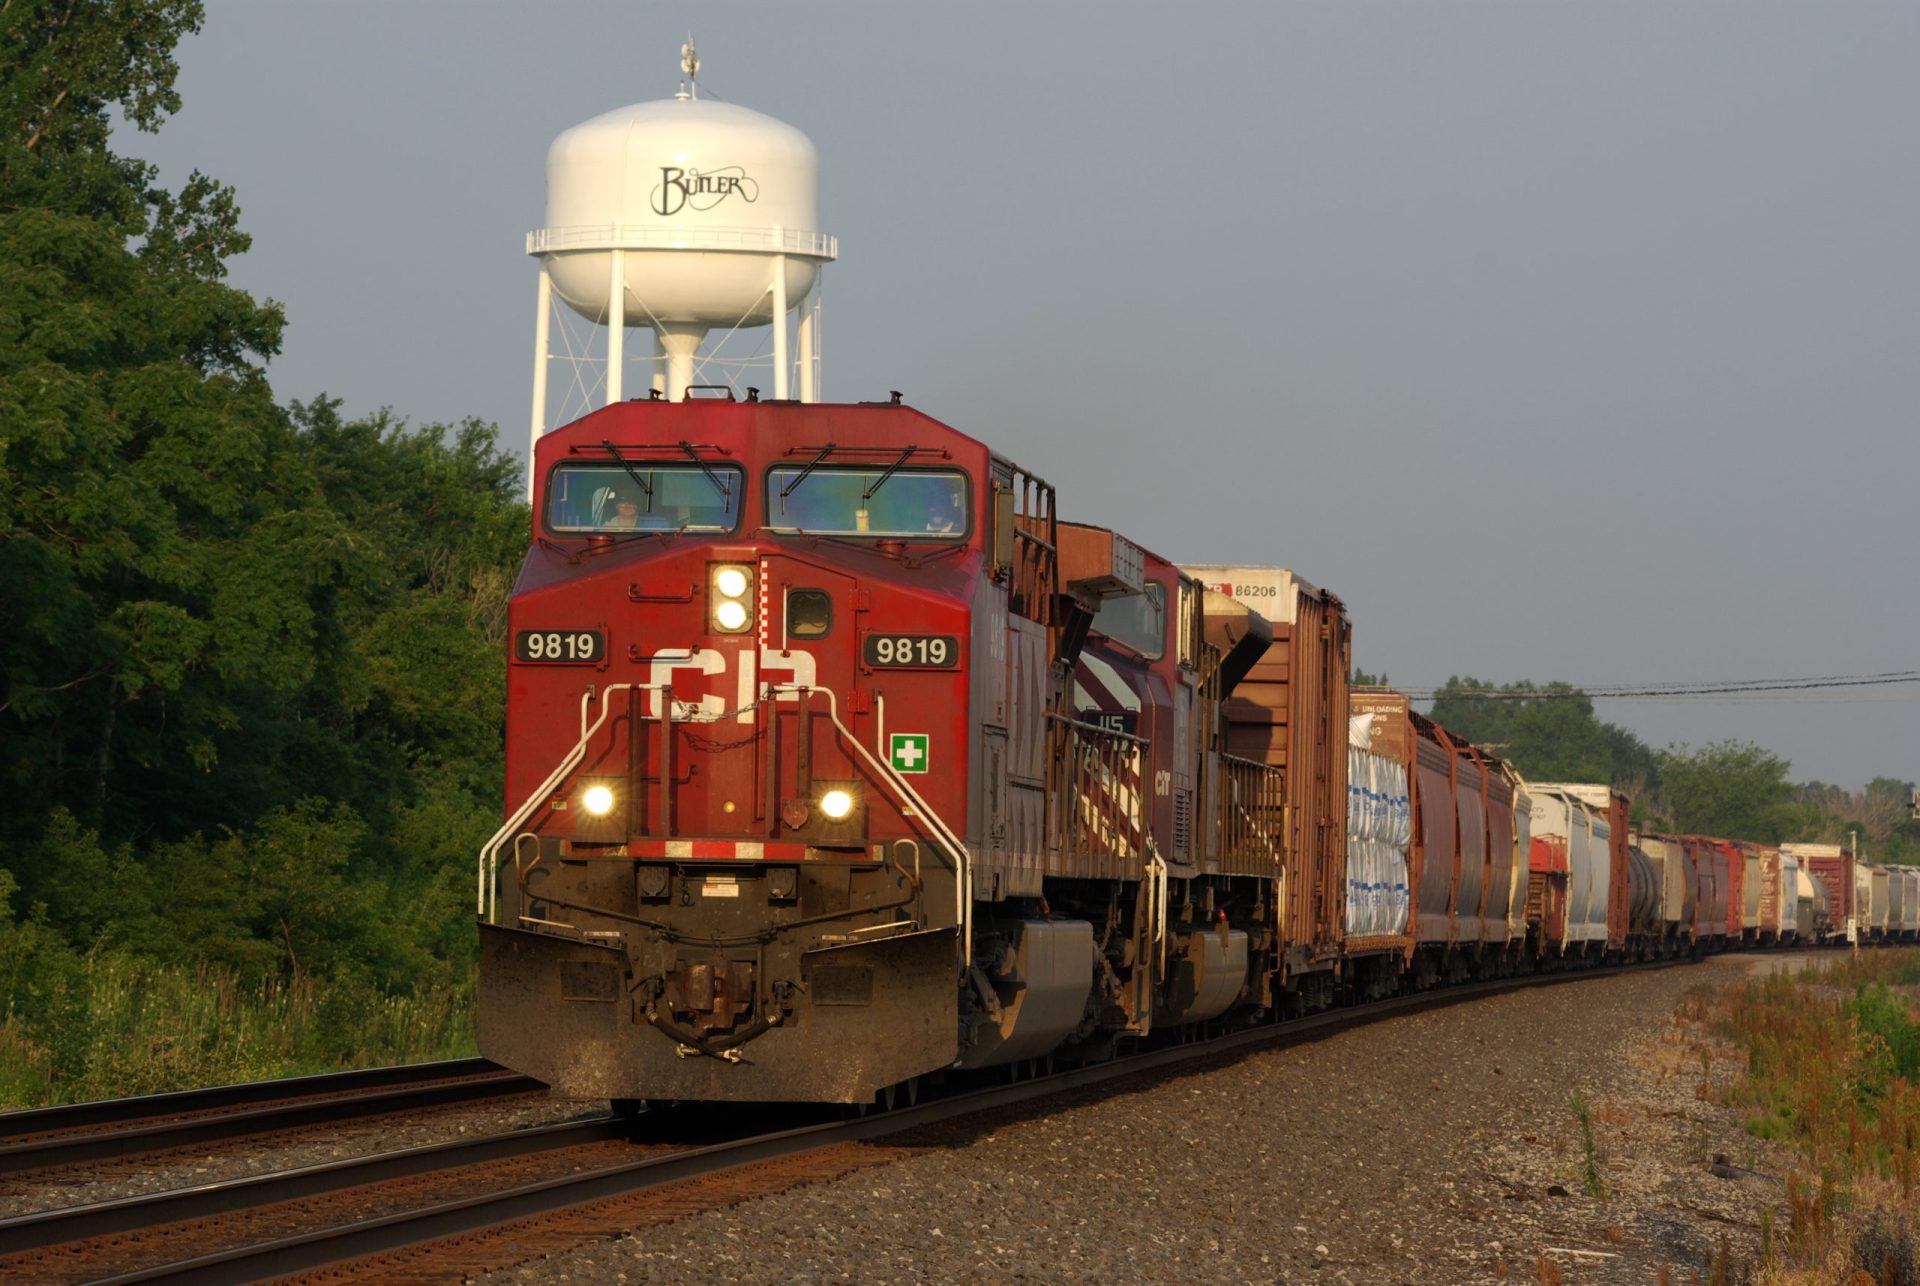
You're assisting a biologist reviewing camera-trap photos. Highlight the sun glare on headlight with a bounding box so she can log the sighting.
[819,788,855,820]
[582,785,615,816]
[709,564,754,634]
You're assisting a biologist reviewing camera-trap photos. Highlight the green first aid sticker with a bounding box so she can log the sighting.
[889,733,930,774]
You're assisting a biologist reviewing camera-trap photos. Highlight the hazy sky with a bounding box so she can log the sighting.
[119,2,1917,789]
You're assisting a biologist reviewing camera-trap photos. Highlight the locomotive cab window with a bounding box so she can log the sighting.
[545,461,744,536]
[766,466,969,539]
[1092,582,1166,659]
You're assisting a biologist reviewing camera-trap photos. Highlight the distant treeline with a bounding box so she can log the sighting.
[2,1,524,1103]
[1422,678,1917,862]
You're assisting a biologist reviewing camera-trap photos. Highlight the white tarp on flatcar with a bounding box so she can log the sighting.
[1346,716,1411,938]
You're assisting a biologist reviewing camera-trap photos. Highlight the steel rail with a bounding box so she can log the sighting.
[0,1058,505,1140]
[0,1064,541,1175]
[0,1117,626,1256]
[95,962,1672,1285]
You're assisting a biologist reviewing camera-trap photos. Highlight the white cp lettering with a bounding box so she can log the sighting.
[638,648,820,724]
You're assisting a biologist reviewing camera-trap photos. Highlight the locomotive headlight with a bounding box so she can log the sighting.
[709,563,754,634]
[819,788,856,821]
[581,784,616,816]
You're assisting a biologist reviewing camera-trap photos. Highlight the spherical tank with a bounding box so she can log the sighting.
[535,97,828,328]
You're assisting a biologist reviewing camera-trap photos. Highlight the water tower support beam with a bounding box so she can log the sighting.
[605,249,626,405]
[771,254,789,400]
[527,264,552,501]
[797,287,817,403]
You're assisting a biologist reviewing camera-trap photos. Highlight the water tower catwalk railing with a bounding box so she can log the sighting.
[527,226,838,257]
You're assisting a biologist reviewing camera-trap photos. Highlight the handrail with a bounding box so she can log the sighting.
[818,687,972,967]
[478,681,972,968]
[1221,753,1286,869]
[1046,713,1147,874]
[476,684,667,922]
[527,225,838,258]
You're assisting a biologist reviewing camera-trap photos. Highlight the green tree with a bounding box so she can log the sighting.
[1427,677,1660,794]
[2,3,525,994]
[1654,740,1797,841]
[2,0,289,848]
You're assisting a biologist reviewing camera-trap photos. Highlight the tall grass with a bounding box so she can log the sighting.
[0,954,475,1109]
[1718,950,1920,1269]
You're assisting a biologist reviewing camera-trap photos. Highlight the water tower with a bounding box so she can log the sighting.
[526,42,837,482]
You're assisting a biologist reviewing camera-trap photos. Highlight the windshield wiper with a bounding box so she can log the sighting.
[677,440,732,506]
[602,440,655,512]
[861,446,920,502]
[778,443,837,515]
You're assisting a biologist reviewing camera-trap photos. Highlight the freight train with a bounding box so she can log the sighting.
[475,395,1896,1108]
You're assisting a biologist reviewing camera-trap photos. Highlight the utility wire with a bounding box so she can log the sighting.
[1389,670,1920,701]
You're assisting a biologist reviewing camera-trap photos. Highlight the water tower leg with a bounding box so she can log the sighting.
[605,249,626,405]
[771,255,789,401]
[798,289,817,403]
[528,265,552,501]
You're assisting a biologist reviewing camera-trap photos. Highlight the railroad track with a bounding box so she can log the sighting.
[0,1058,542,1177]
[0,961,1690,1284]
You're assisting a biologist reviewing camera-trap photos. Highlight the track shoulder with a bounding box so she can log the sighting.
[471,955,1794,1284]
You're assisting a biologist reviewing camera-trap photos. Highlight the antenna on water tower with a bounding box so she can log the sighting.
[523,41,837,497]
[679,35,699,100]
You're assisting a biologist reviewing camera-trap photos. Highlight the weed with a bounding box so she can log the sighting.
[1570,1089,1606,1198]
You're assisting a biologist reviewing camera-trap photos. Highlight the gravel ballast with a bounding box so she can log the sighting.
[478,954,1814,1284]
[0,1093,602,1218]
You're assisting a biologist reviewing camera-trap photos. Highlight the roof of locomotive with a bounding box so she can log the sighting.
[533,397,996,475]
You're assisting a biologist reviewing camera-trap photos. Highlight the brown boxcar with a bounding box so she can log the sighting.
[1682,837,1729,948]
[1189,567,1351,973]
[1713,840,1745,943]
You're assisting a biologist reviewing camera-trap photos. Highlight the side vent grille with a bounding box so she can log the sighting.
[1173,788,1193,859]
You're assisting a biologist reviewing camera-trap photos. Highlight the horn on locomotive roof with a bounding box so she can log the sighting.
[524,39,838,496]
